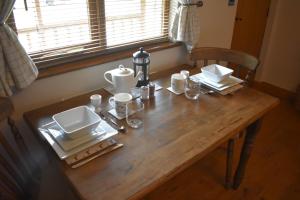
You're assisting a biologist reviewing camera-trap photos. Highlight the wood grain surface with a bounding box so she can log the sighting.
[23,66,279,200]
[146,100,299,200]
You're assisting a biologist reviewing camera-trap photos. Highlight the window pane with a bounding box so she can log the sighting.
[40,0,89,25]
[13,0,91,53]
[105,0,164,46]
[13,0,36,29]
[10,0,169,66]
[144,0,163,38]
[105,0,141,17]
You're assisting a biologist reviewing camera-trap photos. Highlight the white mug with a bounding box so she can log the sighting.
[109,93,132,116]
[171,73,185,93]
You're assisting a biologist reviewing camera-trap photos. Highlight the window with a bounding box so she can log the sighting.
[13,0,91,53]
[9,0,170,67]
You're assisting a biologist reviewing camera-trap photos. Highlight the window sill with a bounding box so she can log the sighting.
[37,42,182,79]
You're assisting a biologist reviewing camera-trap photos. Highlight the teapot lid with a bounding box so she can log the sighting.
[116,65,133,75]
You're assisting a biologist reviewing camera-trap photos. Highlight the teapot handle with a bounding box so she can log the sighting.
[104,71,113,85]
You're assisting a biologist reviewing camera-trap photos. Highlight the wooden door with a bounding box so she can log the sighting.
[231,0,271,57]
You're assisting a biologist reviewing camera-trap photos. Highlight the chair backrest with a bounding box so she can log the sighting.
[0,97,39,200]
[190,47,259,84]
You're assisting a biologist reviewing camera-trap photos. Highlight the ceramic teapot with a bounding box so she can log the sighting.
[104,65,142,93]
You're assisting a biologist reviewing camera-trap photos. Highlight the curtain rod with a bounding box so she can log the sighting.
[179,1,203,7]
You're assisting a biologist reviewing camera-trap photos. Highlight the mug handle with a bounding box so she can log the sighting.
[108,97,115,108]
[104,71,113,85]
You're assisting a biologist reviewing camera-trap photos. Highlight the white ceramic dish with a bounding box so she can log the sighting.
[38,120,118,160]
[53,106,101,139]
[201,64,233,83]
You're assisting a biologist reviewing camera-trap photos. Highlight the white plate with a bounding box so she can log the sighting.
[108,107,139,120]
[166,86,184,95]
[108,109,126,120]
[191,73,244,91]
[104,84,163,99]
[38,120,118,160]
[46,122,106,151]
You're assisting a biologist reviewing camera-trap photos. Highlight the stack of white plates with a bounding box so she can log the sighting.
[191,65,244,95]
[39,119,118,160]
[45,122,106,152]
[38,106,119,160]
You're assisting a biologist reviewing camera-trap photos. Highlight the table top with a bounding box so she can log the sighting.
[24,66,279,200]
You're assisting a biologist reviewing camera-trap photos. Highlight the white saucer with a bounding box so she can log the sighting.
[104,84,163,99]
[166,87,184,95]
[108,107,139,120]
[108,109,126,120]
[38,120,118,160]
[45,122,106,151]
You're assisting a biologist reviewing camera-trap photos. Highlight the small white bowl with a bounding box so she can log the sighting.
[201,64,233,83]
[53,106,101,139]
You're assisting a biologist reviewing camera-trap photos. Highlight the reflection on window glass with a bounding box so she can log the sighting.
[105,0,141,17]
[14,0,36,29]
[40,0,88,25]
[13,0,91,53]
[105,0,164,46]
[11,0,166,56]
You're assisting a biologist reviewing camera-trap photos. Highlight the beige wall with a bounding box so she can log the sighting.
[257,0,300,92]
[197,0,237,48]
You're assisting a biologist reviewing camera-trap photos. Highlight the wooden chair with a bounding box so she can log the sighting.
[191,47,259,85]
[0,97,40,200]
[190,47,259,188]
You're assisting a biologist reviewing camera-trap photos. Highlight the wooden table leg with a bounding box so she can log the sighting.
[232,119,262,189]
[225,138,235,189]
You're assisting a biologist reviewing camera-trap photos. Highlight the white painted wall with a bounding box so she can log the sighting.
[197,0,238,48]
[257,0,300,92]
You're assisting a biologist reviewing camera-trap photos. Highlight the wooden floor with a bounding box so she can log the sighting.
[144,100,300,200]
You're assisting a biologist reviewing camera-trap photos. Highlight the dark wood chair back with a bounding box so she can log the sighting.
[0,97,40,200]
[190,47,259,85]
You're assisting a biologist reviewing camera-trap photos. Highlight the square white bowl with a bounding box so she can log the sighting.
[201,64,233,83]
[53,106,101,139]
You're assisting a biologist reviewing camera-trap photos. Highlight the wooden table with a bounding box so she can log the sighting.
[24,66,279,200]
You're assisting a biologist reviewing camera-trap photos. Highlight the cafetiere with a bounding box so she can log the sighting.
[133,47,150,87]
